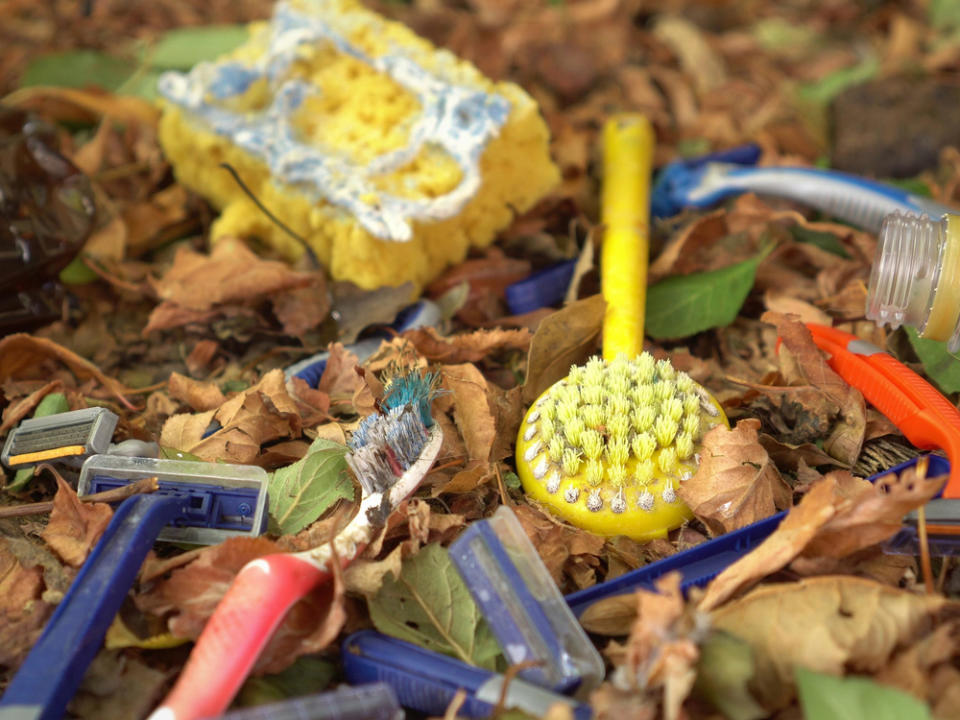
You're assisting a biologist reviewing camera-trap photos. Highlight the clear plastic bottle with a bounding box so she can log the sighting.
[866,211,960,351]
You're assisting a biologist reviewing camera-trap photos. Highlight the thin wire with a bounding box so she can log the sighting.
[219,162,320,269]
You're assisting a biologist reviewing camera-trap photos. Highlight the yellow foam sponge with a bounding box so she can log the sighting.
[157,0,559,291]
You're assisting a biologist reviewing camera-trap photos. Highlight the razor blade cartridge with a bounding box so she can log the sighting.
[78,455,269,544]
[2,407,118,469]
[449,506,604,693]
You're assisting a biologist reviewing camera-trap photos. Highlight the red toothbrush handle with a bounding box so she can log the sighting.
[149,554,329,720]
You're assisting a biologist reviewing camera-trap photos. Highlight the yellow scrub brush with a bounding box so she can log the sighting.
[515,115,728,541]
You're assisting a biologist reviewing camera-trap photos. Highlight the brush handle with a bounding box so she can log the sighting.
[601,114,655,358]
[149,554,330,720]
[0,494,185,720]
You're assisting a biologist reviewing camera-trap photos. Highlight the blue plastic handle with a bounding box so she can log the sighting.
[342,631,592,720]
[216,683,402,720]
[565,454,950,617]
[0,494,187,720]
[504,259,578,316]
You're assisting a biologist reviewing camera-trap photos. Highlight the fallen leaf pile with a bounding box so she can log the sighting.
[4,1,960,719]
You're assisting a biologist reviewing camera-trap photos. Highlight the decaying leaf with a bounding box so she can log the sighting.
[605,573,702,720]
[404,325,531,363]
[0,538,52,668]
[366,543,501,669]
[160,369,301,463]
[40,476,113,568]
[69,650,169,720]
[761,312,866,466]
[710,576,960,710]
[521,294,604,405]
[679,419,792,536]
[167,372,225,412]
[699,465,946,612]
[442,363,499,465]
[0,334,132,408]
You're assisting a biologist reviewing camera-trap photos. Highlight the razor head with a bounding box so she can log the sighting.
[78,455,269,545]
[651,143,761,219]
[449,506,604,693]
[2,407,118,470]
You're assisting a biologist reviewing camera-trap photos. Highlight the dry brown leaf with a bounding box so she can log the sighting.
[150,237,315,312]
[121,184,190,256]
[512,503,605,588]
[0,334,132,408]
[271,280,331,337]
[167,372,225,412]
[316,343,363,404]
[4,86,159,127]
[0,538,52,668]
[762,312,866,465]
[653,16,727,95]
[763,290,832,326]
[443,363,498,465]
[710,576,960,710]
[70,650,169,720]
[136,536,285,635]
[0,380,64,434]
[700,467,947,612]
[159,409,217,454]
[521,294,604,404]
[607,573,700,720]
[41,476,113,568]
[403,326,532,363]
[678,419,791,536]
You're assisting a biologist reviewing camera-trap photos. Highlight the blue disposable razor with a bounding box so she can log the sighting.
[650,144,956,232]
[450,506,604,694]
[284,299,442,388]
[565,454,949,618]
[342,631,592,720]
[0,456,269,720]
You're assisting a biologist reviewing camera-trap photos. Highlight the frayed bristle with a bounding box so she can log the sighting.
[348,370,440,494]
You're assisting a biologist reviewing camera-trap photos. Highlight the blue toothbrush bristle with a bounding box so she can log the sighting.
[347,371,439,494]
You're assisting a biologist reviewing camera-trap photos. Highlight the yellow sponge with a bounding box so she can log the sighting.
[157,0,559,290]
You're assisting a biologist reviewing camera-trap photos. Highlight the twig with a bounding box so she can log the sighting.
[937,555,951,594]
[0,476,159,519]
[915,457,935,594]
[492,660,542,718]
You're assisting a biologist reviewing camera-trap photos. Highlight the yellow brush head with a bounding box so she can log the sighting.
[515,354,727,541]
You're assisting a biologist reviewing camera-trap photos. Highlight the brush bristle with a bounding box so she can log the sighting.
[347,370,439,494]
[519,352,723,514]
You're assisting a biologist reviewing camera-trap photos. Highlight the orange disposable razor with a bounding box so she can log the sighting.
[806,323,960,501]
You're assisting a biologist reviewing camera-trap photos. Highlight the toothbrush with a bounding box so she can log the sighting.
[148,370,443,720]
[515,115,728,542]
[651,144,956,233]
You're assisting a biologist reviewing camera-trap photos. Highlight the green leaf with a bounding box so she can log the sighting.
[645,247,771,340]
[795,667,932,720]
[797,56,880,108]
[8,393,71,493]
[267,436,354,535]
[930,0,960,31]
[884,177,933,198]
[234,656,336,707]
[59,256,100,285]
[367,543,502,669]
[21,50,134,91]
[693,631,766,720]
[905,327,960,394]
[789,226,850,259]
[147,25,249,70]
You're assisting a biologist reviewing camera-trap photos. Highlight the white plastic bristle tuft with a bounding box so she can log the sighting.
[523,440,543,463]
[662,486,676,503]
[533,456,550,479]
[586,490,603,512]
[638,489,655,511]
[564,486,580,503]
[611,489,627,513]
[546,472,561,494]
[523,424,538,441]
